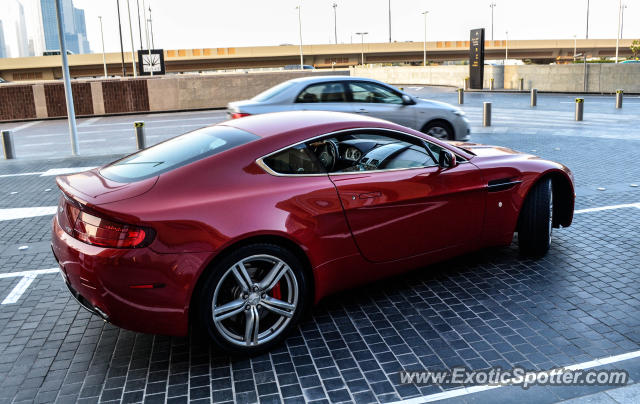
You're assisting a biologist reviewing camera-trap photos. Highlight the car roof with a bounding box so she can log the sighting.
[221,110,394,139]
[284,75,384,85]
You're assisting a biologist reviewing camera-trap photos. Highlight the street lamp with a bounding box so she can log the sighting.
[126,0,137,77]
[585,0,590,39]
[422,11,429,67]
[99,16,107,77]
[573,34,577,61]
[148,6,155,49]
[388,0,391,43]
[356,32,368,65]
[615,0,621,63]
[332,3,337,44]
[489,3,496,41]
[505,31,509,65]
[116,0,126,76]
[296,5,304,69]
[621,3,628,39]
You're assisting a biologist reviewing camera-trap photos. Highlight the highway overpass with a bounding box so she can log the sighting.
[0,39,635,82]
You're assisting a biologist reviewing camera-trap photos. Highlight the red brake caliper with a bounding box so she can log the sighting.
[271,281,282,300]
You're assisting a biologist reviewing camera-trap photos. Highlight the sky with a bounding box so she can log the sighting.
[73,0,639,53]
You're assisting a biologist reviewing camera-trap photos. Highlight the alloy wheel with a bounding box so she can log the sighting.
[212,254,299,347]
[426,126,449,140]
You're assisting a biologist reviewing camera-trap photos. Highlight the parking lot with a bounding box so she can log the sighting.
[0,88,638,403]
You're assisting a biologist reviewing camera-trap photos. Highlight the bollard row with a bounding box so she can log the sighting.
[134,121,146,150]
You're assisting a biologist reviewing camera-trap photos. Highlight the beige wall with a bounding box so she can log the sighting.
[350,65,505,89]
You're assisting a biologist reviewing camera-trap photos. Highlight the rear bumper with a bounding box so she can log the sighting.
[51,216,210,336]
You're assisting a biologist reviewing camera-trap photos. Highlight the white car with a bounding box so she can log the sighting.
[228,76,470,141]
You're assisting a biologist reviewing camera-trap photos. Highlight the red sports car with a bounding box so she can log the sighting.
[51,111,574,354]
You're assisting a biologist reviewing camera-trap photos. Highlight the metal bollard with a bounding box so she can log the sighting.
[134,121,146,150]
[530,88,537,107]
[457,88,464,105]
[519,78,524,91]
[489,78,494,91]
[1,130,15,160]
[616,89,623,109]
[464,77,470,90]
[575,98,584,121]
[483,102,492,126]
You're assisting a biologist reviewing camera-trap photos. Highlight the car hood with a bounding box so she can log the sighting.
[56,168,158,206]
[449,141,532,158]
[415,98,457,111]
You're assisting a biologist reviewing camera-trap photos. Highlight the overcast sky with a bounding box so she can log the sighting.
[73,0,639,53]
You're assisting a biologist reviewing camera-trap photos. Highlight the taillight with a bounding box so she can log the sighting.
[57,196,153,248]
[230,112,251,119]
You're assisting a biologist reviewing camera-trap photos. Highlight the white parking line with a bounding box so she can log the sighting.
[4,120,42,132]
[0,206,57,221]
[0,268,59,305]
[78,117,102,127]
[388,350,640,404]
[0,166,96,179]
[575,202,640,214]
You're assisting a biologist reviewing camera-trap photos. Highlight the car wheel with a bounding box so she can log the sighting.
[422,121,454,140]
[518,178,553,257]
[198,243,309,354]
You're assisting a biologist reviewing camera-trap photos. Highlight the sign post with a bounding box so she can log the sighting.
[137,49,165,76]
[469,28,485,90]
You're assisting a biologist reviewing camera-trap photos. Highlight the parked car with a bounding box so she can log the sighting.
[51,111,574,354]
[228,76,471,141]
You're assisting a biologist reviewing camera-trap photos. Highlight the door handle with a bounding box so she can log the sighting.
[357,108,369,113]
[359,191,381,199]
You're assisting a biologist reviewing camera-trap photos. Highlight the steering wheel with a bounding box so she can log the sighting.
[312,140,338,171]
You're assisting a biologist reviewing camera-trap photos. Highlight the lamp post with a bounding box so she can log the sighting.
[296,5,303,69]
[332,3,337,44]
[422,11,429,67]
[615,0,622,63]
[573,34,577,61]
[585,0,590,39]
[505,31,509,65]
[116,0,126,76]
[136,0,143,49]
[621,3,627,38]
[54,0,79,155]
[388,0,391,42]
[356,32,368,65]
[126,0,137,77]
[148,6,155,49]
[99,16,107,77]
[490,3,496,41]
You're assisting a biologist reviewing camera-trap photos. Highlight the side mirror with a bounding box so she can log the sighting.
[401,94,415,105]
[438,149,457,168]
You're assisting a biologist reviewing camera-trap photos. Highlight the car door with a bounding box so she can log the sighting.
[347,81,416,128]
[325,130,485,263]
[292,81,355,114]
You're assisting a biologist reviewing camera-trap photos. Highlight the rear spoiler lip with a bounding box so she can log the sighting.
[56,175,91,207]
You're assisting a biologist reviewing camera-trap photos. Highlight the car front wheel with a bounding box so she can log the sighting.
[518,178,553,257]
[198,243,309,354]
[422,121,454,140]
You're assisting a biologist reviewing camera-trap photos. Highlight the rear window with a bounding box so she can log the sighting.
[100,126,258,182]
[252,81,296,102]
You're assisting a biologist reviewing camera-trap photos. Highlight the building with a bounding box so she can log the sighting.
[0,0,30,58]
[0,22,6,59]
[19,0,91,57]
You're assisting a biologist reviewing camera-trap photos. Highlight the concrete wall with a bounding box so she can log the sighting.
[0,70,348,122]
[350,65,505,89]
[504,64,640,93]
[351,64,640,93]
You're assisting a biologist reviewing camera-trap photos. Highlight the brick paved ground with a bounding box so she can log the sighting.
[0,90,638,403]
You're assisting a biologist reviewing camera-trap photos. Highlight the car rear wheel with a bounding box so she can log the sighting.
[518,178,553,257]
[198,243,309,354]
[422,120,454,140]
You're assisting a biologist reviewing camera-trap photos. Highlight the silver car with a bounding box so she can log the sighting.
[227,76,470,141]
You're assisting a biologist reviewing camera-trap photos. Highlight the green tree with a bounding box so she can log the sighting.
[631,40,640,60]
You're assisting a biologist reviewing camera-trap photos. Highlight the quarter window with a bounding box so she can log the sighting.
[262,145,326,175]
[296,82,347,103]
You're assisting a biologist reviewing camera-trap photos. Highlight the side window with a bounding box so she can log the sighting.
[349,82,403,104]
[262,144,326,175]
[296,82,347,103]
[307,131,438,174]
[424,141,467,163]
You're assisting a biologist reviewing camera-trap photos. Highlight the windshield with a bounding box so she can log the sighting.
[100,126,258,183]
[252,81,296,102]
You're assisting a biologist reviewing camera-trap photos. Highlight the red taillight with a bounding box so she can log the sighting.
[230,112,251,119]
[58,196,152,248]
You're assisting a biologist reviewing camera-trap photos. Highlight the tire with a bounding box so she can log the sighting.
[197,243,309,355]
[518,178,553,257]
[422,120,454,140]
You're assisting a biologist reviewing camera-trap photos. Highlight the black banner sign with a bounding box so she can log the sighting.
[137,49,165,76]
[469,29,485,89]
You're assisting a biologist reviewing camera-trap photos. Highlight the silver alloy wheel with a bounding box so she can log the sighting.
[426,126,449,140]
[212,254,299,347]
